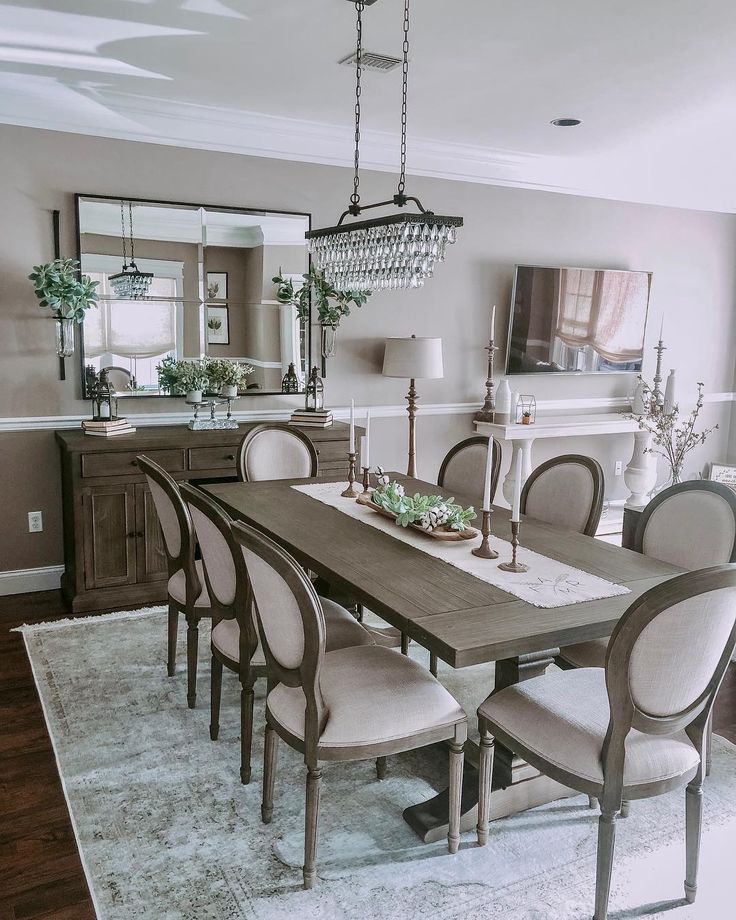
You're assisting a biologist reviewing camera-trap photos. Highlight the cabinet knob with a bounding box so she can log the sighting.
[224,454,235,461]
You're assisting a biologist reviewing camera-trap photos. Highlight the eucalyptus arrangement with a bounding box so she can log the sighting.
[204,357,254,391]
[631,377,718,486]
[155,356,253,397]
[175,360,209,398]
[272,265,370,327]
[371,472,477,533]
[29,258,99,322]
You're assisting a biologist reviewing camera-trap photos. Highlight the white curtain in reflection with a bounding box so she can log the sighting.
[85,274,177,358]
[555,269,649,363]
[279,303,301,376]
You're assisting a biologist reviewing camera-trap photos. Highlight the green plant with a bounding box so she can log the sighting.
[272,265,370,326]
[29,258,99,323]
[371,475,477,532]
[156,355,180,394]
[204,357,253,389]
[176,360,209,393]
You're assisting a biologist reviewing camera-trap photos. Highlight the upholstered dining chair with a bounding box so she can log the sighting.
[231,518,468,889]
[179,483,375,785]
[236,423,318,482]
[520,454,605,536]
[137,455,213,709]
[477,565,736,920]
[438,435,502,510]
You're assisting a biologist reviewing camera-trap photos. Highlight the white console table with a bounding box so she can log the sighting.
[474,413,654,508]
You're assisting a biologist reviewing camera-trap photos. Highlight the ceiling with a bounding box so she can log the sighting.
[2,0,736,212]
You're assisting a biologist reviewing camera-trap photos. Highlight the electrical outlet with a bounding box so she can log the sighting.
[28,511,43,533]
[614,460,624,476]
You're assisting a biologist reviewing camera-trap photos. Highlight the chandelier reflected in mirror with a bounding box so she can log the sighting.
[109,200,154,299]
[306,0,462,292]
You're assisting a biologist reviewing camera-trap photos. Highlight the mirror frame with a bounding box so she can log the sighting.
[74,193,312,399]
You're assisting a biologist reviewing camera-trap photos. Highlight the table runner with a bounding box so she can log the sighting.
[293,482,630,609]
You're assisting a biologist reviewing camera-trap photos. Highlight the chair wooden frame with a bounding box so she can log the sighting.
[477,565,736,920]
[179,483,263,783]
[520,453,605,537]
[137,455,212,709]
[236,423,318,482]
[438,435,502,504]
[231,519,468,890]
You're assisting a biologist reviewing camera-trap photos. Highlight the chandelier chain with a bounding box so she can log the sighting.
[350,1,365,209]
[128,201,136,265]
[397,0,410,196]
[119,200,128,268]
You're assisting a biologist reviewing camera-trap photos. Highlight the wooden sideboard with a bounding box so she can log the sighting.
[56,421,360,613]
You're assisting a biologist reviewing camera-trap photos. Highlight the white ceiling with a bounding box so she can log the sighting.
[2,0,736,212]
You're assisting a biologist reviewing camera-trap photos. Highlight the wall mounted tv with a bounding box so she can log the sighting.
[506,265,652,375]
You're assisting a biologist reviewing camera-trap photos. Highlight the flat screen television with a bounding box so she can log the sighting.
[506,265,652,375]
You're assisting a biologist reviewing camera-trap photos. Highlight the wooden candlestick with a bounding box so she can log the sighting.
[473,338,498,423]
[360,466,372,499]
[341,451,360,498]
[498,520,528,573]
[471,509,499,559]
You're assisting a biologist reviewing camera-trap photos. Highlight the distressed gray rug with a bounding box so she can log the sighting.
[16,608,736,920]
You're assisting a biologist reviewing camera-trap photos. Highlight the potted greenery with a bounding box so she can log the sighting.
[28,258,99,357]
[272,265,370,358]
[160,359,208,403]
[204,357,254,398]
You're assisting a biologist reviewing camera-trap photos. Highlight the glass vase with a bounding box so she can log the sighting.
[55,316,75,357]
[320,323,338,358]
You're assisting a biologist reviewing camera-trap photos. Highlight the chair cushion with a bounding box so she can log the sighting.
[168,560,210,608]
[559,638,608,669]
[267,645,466,751]
[211,597,374,667]
[478,668,699,790]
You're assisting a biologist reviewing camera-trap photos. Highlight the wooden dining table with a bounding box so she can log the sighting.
[204,472,681,842]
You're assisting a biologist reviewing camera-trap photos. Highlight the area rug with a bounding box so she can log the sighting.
[16,608,736,920]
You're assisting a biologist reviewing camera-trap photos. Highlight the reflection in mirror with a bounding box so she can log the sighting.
[76,195,311,397]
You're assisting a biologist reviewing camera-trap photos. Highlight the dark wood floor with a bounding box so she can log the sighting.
[1,590,735,919]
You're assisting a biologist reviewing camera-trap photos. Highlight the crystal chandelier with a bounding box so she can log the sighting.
[306,0,462,292]
[109,200,153,299]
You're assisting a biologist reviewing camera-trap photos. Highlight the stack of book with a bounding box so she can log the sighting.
[82,418,137,437]
[289,408,333,429]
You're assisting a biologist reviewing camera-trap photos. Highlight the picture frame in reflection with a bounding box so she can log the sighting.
[206,272,228,301]
[207,305,230,345]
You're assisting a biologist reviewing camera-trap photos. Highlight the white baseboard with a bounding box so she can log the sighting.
[0,565,64,596]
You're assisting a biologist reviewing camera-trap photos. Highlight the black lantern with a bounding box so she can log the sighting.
[92,368,117,421]
[281,362,300,394]
[304,366,324,412]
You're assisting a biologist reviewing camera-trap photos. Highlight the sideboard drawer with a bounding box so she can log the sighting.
[188,446,238,471]
[313,439,351,463]
[81,449,186,478]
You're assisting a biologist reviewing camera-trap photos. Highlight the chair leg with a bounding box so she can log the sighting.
[261,723,278,823]
[705,712,713,777]
[240,682,255,785]
[593,807,619,920]
[186,615,199,709]
[401,633,409,655]
[684,776,704,903]
[429,652,438,676]
[209,655,223,740]
[303,766,322,890]
[167,605,178,676]
[588,795,599,810]
[620,800,630,818]
[476,724,495,846]
[375,756,387,780]
[448,739,464,854]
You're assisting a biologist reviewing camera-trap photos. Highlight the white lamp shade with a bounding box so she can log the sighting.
[382,336,444,379]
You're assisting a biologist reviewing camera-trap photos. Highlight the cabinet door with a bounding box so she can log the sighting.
[81,483,137,590]
[135,484,169,584]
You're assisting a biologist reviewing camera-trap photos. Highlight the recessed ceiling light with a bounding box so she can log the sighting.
[551,117,582,127]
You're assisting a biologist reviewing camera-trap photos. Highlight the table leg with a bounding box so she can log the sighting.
[403,647,577,843]
[501,438,534,506]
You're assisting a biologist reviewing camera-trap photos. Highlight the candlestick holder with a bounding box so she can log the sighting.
[360,466,372,500]
[473,338,498,423]
[341,451,360,498]
[498,520,528,573]
[471,509,499,558]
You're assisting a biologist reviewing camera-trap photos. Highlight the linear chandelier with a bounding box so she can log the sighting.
[305,0,462,292]
[109,200,153,300]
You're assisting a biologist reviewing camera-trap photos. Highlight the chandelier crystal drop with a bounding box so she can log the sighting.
[306,0,462,292]
[109,200,154,300]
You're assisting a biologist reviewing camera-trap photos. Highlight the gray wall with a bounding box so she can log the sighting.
[1,123,735,573]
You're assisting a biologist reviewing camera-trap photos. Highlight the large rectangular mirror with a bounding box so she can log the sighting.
[76,195,311,397]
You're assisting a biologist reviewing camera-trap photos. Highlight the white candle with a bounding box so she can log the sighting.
[349,398,355,453]
[490,304,496,342]
[481,438,493,511]
[360,435,369,470]
[511,448,522,523]
[659,315,664,342]
[364,408,371,468]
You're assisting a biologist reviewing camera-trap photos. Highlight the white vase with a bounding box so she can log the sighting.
[664,369,677,414]
[624,430,657,508]
[220,384,238,399]
[494,378,511,424]
[187,390,203,404]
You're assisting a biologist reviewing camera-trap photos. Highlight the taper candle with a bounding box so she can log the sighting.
[360,435,369,470]
[349,398,355,452]
[511,448,522,523]
[490,304,496,341]
[364,408,371,468]
[481,438,493,511]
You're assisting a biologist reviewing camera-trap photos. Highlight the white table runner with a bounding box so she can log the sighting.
[293,482,630,609]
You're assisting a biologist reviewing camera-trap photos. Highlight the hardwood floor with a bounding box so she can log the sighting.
[1,589,735,919]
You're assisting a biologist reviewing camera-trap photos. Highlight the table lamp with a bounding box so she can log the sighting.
[382,335,444,478]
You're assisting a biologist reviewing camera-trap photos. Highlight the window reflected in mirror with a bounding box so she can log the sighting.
[76,195,311,397]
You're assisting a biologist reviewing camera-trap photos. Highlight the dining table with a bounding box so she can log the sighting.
[204,472,681,843]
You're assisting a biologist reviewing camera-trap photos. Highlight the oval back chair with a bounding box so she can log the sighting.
[438,436,502,510]
[237,424,318,482]
[520,454,605,537]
